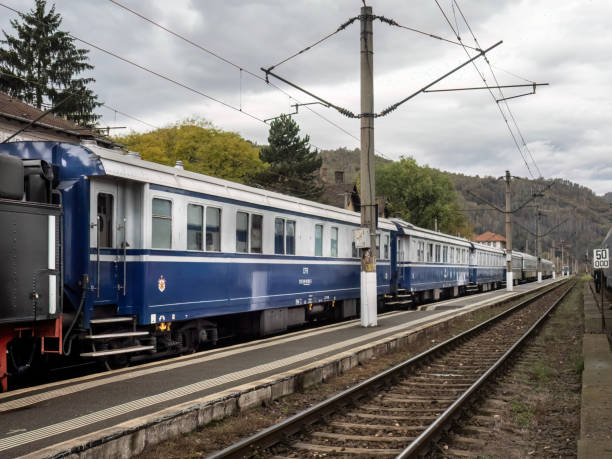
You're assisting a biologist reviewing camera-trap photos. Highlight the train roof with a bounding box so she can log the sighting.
[0,140,397,231]
[391,219,474,248]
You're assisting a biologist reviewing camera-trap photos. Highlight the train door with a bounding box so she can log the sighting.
[90,180,123,306]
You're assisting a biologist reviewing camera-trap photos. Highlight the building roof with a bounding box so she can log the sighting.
[474,231,507,243]
[0,92,117,147]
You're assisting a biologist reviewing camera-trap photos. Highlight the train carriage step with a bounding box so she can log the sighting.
[84,331,149,340]
[89,317,135,324]
[80,345,155,358]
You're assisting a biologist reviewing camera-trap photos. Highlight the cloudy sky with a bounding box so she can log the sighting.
[1,0,610,195]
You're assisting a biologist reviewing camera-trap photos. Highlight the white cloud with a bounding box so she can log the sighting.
[0,0,609,194]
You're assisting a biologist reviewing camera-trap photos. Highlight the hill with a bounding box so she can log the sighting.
[447,172,612,262]
[318,147,610,263]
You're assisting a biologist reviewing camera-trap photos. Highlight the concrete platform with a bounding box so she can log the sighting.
[0,278,563,459]
[578,282,612,459]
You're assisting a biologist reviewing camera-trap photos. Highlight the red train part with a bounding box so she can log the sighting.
[0,317,62,392]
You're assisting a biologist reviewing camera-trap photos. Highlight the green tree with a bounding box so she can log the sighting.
[376,156,471,236]
[253,114,323,200]
[114,118,266,184]
[0,0,101,126]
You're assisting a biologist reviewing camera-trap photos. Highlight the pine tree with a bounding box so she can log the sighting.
[254,114,323,200]
[0,0,101,126]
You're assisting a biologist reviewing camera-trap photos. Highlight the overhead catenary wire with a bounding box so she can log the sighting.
[451,0,544,178]
[0,69,159,131]
[106,0,391,159]
[0,2,267,125]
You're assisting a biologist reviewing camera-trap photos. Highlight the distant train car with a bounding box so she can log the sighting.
[511,251,523,285]
[521,253,538,282]
[393,220,471,301]
[470,243,505,291]
[541,259,554,279]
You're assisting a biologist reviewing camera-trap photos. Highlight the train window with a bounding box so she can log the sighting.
[286,220,296,255]
[275,218,285,254]
[251,214,263,254]
[152,198,172,249]
[384,235,389,259]
[206,207,221,251]
[443,246,448,263]
[315,224,323,256]
[418,241,424,262]
[236,211,249,253]
[427,243,433,262]
[97,193,114,248]
[450,247,455,263]
[330,227,338,257]
[376,234,380,258]
[352,241,358,258]
[435,245,441,263]
[187,204,203,251]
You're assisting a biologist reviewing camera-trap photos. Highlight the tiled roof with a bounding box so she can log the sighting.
[474,231,507,242]
[0,91,116,146]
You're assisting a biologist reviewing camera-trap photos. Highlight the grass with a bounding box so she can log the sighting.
[527,358,553,388]
[509,399,535,428]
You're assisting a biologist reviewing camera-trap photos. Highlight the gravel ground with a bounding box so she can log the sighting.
[135,288,558,459]
[434,278,584,458]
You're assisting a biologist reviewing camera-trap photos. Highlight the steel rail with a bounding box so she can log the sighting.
[398,279,576,457]
[207,279,570,459]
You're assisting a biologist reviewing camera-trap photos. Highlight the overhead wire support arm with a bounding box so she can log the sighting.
[377,40,502,117]
[424,82,548,93]
[261,68,359,118]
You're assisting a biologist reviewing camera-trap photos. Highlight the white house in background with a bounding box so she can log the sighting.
[473,231,507,249]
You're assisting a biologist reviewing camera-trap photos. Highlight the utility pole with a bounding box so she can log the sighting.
[551,239,556,279]
[536,207,542,283]
[561,241,565,275]
[359,5,377,327]
[505,170,513,291]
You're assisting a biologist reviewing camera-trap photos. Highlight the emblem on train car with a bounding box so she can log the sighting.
[158,275,166,292]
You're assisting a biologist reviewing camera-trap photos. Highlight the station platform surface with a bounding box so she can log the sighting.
[0,277,563,458]
[578,281,612,459]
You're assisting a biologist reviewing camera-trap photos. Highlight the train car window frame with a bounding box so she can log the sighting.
[152,197,173,249]
[384,234,389,260]
[286,220,296,255]
[330,226,338,257]
[427,242,433,262]
[376,234,381,259]
[187,203,204,251]
[274,217,286,255]
[250,213,263,254]
[97,192,114,248]
[236,211,249,253]
[352,241,358,258]
[315,224,323,256]
[442,245,448,263]
[435,244,441,263]
[206,206,221,252]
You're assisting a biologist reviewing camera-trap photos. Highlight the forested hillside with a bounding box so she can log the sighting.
[448,173,612,262]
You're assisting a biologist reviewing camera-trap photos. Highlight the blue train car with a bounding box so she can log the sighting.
[469,243,505,291]
[0,141,395,369]
[393,220,472,301]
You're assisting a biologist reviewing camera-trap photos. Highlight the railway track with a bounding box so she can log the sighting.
[208,279,574,459]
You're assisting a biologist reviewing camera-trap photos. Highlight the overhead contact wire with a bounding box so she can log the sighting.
[452,0,543,178]
[107,1,391,159]
[0,2,267,125]
[433,0,535,179]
